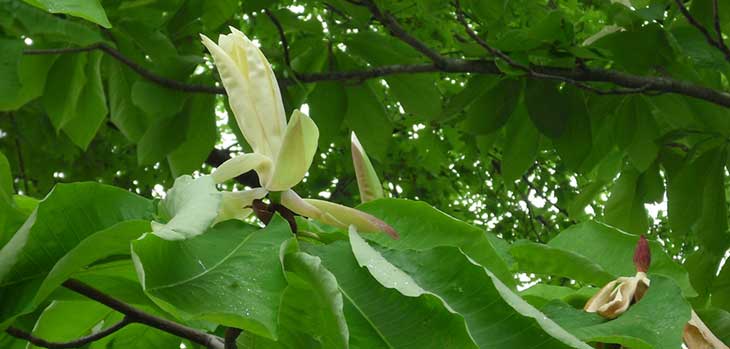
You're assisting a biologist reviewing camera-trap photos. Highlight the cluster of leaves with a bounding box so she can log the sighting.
[0,0,730,347]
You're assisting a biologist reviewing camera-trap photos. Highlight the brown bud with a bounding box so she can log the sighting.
[633,235,651,273]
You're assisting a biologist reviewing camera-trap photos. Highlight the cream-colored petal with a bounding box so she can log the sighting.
[303,198,399,239]
[584,280,619,313]
[201,34,267,155]
[266,110,319,191]
[214,188,268,224]
[227,27,287,157]
[597,277,637,318]
[351,132,384,203]
[684,310,729,349]
[211,153,272,184]
[280,190,344,228]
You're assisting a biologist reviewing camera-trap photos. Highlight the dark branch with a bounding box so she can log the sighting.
[263,9,291,68]
[21,40,730,108]
[6,317,131,349]
[25,44,226,94]
[673,0,730,62]
[357,0,452,68]
[62,279,224,349]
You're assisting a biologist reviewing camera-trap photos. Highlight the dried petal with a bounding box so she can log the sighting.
[584,272,650,319]
[684,310,729,349]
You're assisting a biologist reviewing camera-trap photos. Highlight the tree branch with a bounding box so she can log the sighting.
[356,0,453,68]
[6,317,131,349]
[25,44,226,94]
[673,0,730,62]
[21,40,730,108]
[263,9,291,68]
[62,279,224,349]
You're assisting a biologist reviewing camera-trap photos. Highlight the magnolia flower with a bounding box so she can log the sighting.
[584,235,728,349]
[583,235,651,319]
[200,28,397,239]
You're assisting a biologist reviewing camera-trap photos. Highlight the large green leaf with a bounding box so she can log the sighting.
[167,94,218,176]
[305,240,478,348]
[61,51,108,149]
[131,217,292,339]
[604,167,649,235]
[22,0,111,27]
[462,78,522,134]
[29,300,115,349]
[0,39,24,110]
[307,82,347,149]
[357,198,514,288]
[0,182,153,328]
[276,251,349,348]
[502,103,540,183]
[695,308,730,345]
[509,240,615,287]
[349,231,592,349]
[344,83,393,161]
[541,275,691,349]
[548,221,696,296]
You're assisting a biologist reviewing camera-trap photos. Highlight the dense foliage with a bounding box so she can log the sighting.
[1,0,730,347]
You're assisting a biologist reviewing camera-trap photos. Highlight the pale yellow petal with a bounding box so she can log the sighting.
[303,198,399,239]
[265,110,319,191]
[351,132,384,203]
[211,153,272,184]
[215,188,268,224]
[280,190,344,228]
[227,27,287,157]
[584,280,619,313]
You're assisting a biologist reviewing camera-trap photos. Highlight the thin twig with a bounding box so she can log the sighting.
[673,0,730,62]
[454,0,652,95]
[355,0,452,67]
[6,317,132,349]
[62,279,224,349]
[25,44,226,94]
[10,114,29,194]
[263,9,291,68]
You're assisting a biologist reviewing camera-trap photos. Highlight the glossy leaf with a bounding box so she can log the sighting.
[131,217,292,339]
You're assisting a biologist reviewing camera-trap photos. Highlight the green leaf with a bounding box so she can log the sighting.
[509,240,615,286]
[462,78,522,134]
[90,322,182,349]
[613,96,659,172]
[131,217,292,339]
[0,182,154,328]
[167,94,218,176]
[502,103,540,183]
[590,24,672,73]
[346,33,442,120]
[308,82,346,149]
[304,240,479,348]
[357,198,515,288]
[666,147,730,253]
[0,53,56,112]
[1,1,103,45]
[541,275,691,349]
[525,80,570,138]
[42,53,87,131]
[604,167,649,235]
[280,252,349,348]
[131,80,186,118]
[151,175,221,240]
[712,259,730,312]
[344,83,392,161]
[0,39,24,110]
[548,221,697,296]
[552,87,592,170]
[61,51,108,149]
[107,61,149,142]
[23,0,111,28]
[443,75,500,118]
[29,300,115,349]
[348,231,592,349]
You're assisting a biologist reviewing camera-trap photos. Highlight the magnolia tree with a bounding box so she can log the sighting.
[1,0,730,348]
